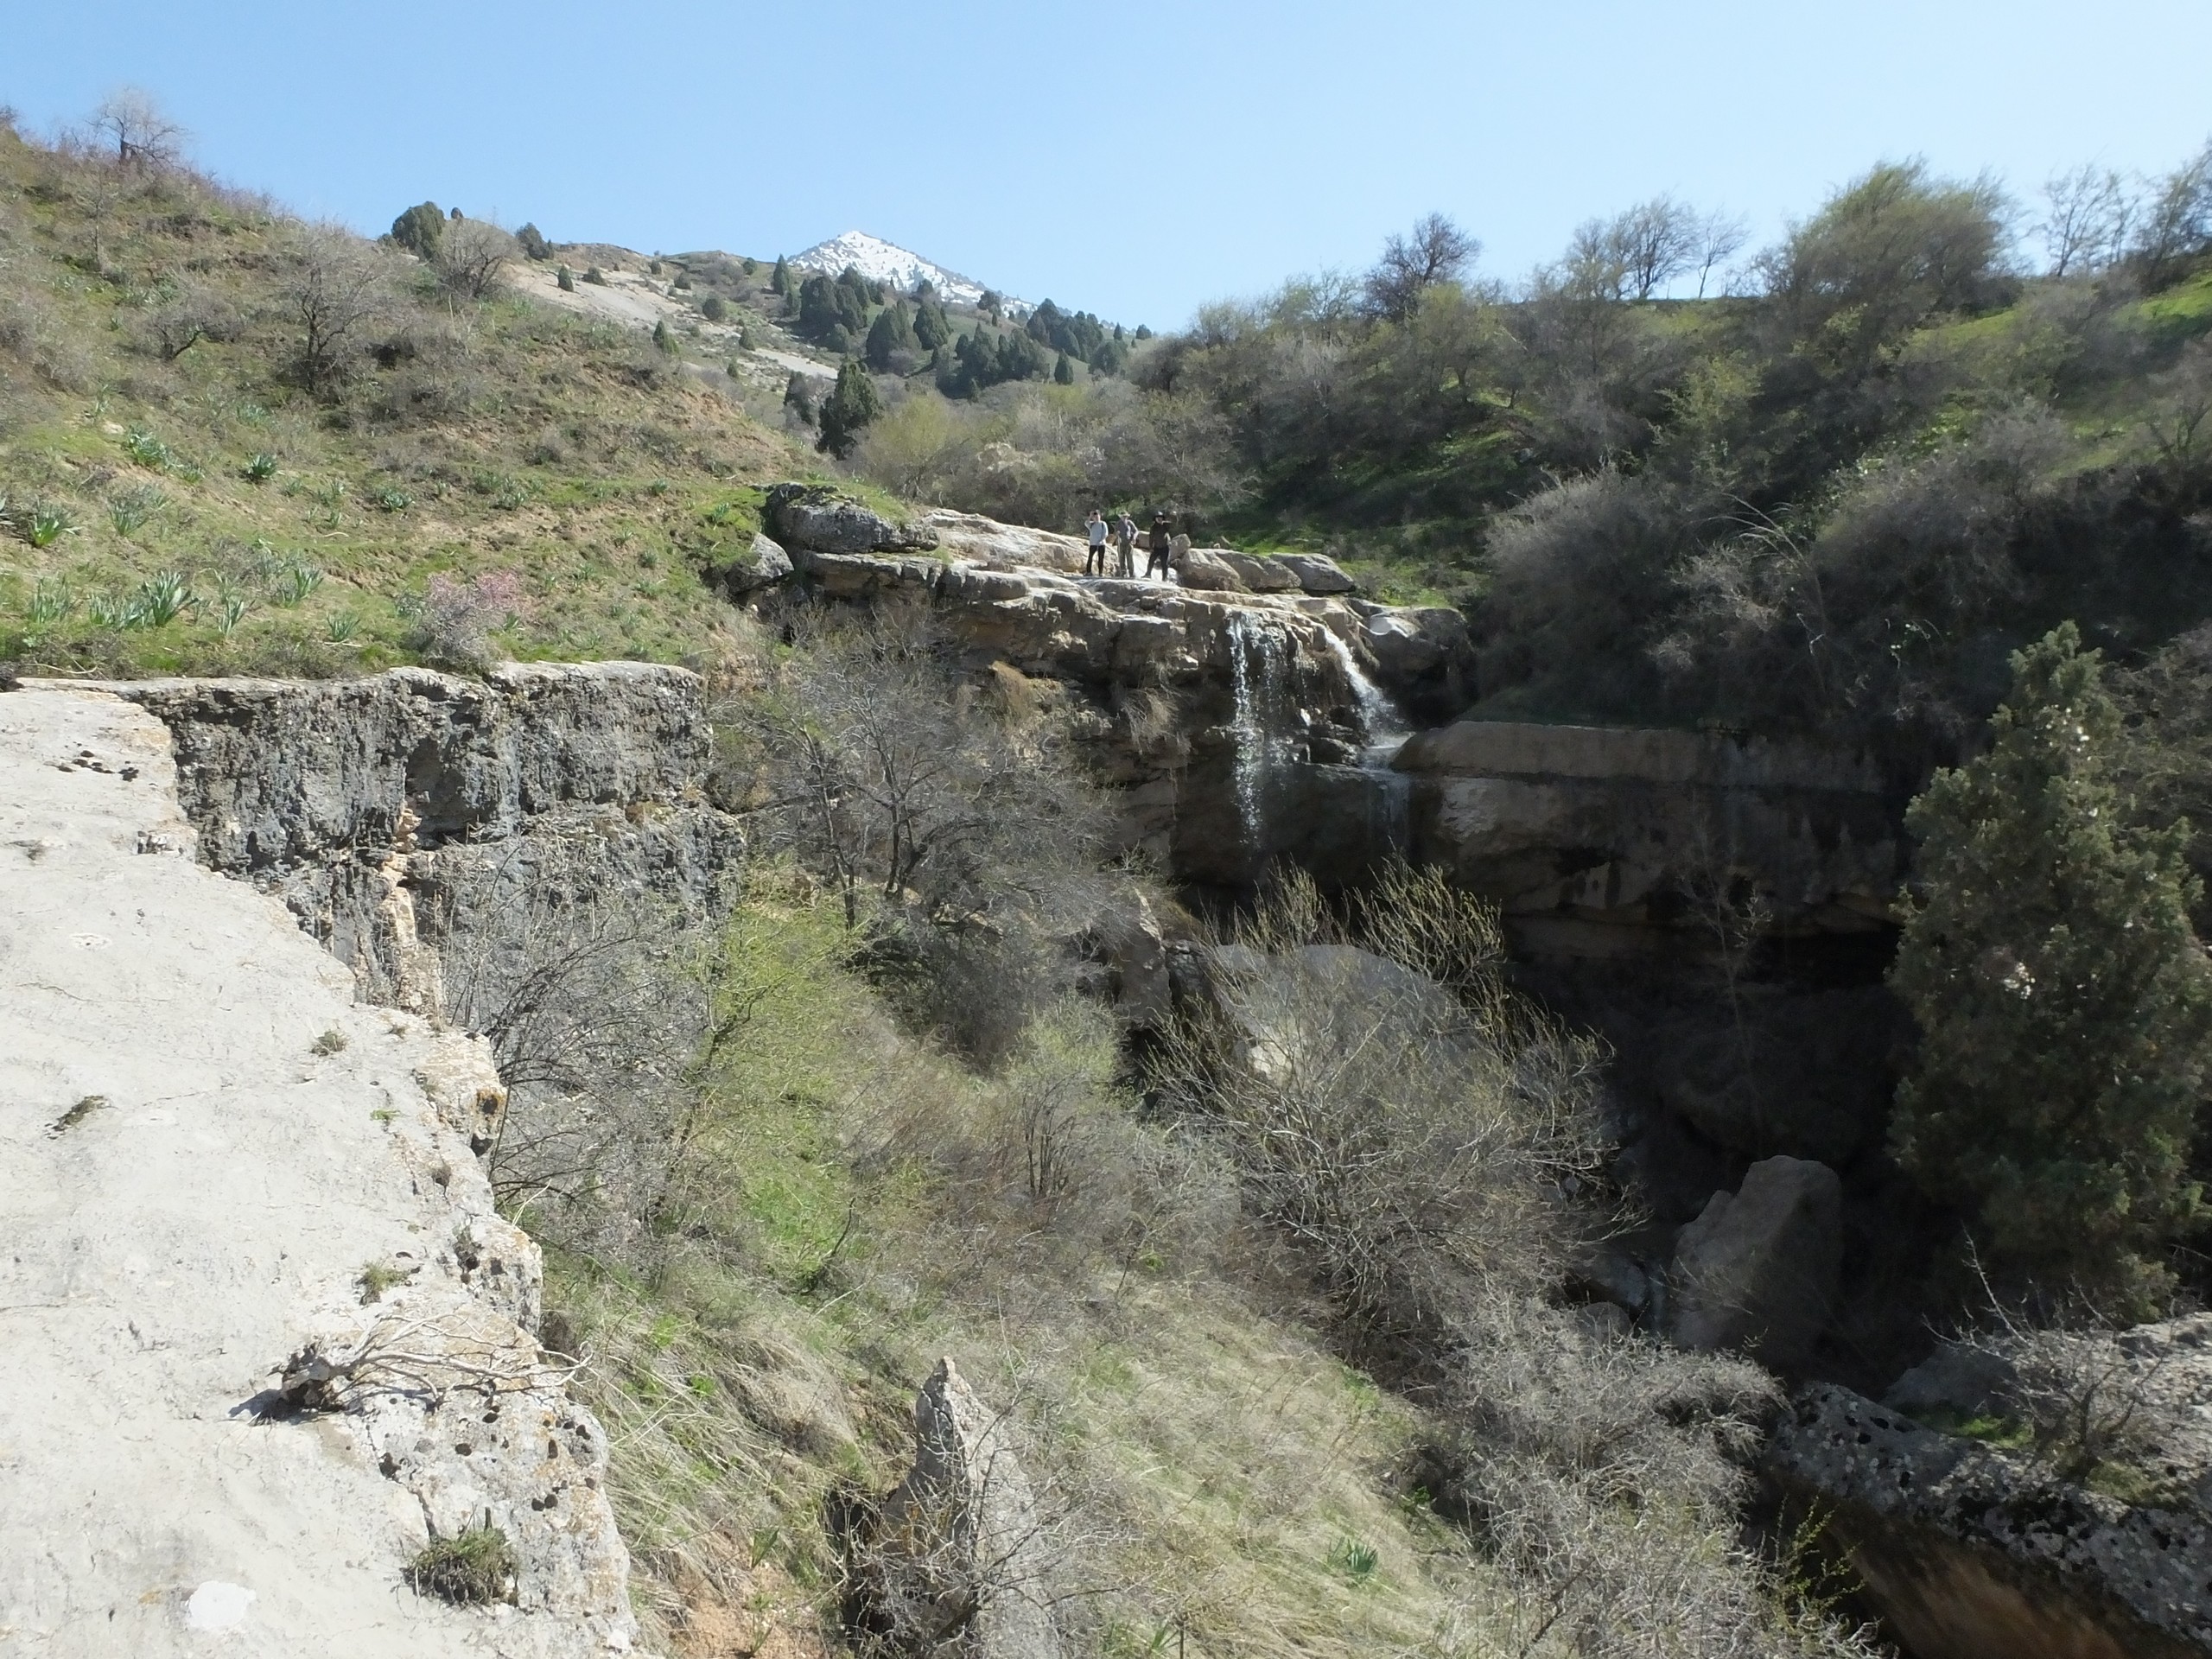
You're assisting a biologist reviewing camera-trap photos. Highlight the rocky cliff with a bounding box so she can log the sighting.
[86,663,743,1013]
[0,686,638,1656]
[1392,718,1908,960]
[743,493,1478,889]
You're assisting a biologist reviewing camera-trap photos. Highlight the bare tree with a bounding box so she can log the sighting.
[1609,196,1703,302]
[286,224,389,392]
[434,216,519,302]
[2039,164,2136,276]
[2132,141,2212,286]
[1693,208,1749,298]
[91,86,184,170]
[1361,213,1478,322]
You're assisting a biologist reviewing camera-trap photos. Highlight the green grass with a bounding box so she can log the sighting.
[404,1526,518,1605]
[0,125,807,680]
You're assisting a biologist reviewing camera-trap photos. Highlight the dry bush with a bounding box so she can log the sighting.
[285,222,393,392]
[434,217,519,303]
[1150,863,1611,1363]
[405,569,529,670]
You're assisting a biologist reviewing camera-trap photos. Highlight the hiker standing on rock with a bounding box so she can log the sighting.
[1146,512,1173,581]
[1116,512,1138,578]
[1084,508,1109,576]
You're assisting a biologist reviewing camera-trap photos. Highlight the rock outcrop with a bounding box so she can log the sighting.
[773,526,1473,885]
[766,480,938,556]
[1668,1155,1841,1372]
[0,686,635,1656]
[842,1358,1060,1659]
[1392,719,1907,958]
[78,663,742,1011]
[1769,1383,2210,1659]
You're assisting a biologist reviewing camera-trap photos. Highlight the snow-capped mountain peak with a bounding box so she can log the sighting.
[787,232,1014,311]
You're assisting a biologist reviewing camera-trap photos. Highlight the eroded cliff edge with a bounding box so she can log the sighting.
[0,686,640,1656]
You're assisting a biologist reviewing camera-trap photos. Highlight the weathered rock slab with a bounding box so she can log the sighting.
[0,687,634,1657]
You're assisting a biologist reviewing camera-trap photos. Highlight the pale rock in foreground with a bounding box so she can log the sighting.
[0,688,636,1657]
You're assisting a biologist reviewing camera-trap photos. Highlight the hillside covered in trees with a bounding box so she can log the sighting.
[852,154,2212,760]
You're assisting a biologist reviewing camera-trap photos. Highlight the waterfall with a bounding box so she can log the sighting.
[1317,626,1408,756]
[1227,613,1284,849]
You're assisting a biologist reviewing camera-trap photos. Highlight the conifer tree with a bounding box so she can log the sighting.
[390,201,445,259]
[913,294,952,350]
[771,255,791,296]
[817,359,881,457]
[864,301,918,371]
[1889,623,2212,1303]
[1053,351,1075,385]
[652,318,677,354]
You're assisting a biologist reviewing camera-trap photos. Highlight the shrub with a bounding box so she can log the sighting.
[1149,863,1609,1358]
[700,293,727,321]
[242,451,278,483]
[556,264,575,292]
[409,569,530,669]
[516,221,550,261]
[404,1525,516,1604]
[652,318,677,354]
[1890,624,2212,1304]
[582,265,607,285]
[432,217,518,302]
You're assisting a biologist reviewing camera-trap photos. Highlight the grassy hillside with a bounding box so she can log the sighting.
[0,120,812,678]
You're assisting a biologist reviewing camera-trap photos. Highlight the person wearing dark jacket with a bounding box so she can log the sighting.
[1145,512,1173,580]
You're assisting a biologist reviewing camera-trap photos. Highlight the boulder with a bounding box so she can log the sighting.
[1359,607,1478,721]
[1096,894,1171,1031]
[855,1358,1061,1659]
[713,530,792,595]
[765,481,938,555]
[1668,1154,1841,1371]
[1769,1383,2212,1659]
[1173,548,1248,592]
[1884,1341,2020,1422]
[1212,550,1301,593]
[1276,551,1356,594]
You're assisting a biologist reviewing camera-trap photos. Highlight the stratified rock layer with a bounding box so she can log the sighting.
[81,663,742,1008]
[0,687,635,1657]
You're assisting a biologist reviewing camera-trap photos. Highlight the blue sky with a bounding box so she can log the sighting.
[10,1,2211,327]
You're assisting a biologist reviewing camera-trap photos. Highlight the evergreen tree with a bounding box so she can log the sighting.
[1053,351,1075,385]
[798,273,841,337]
[390,201,445,259]
[515,222,551,261]
[783,371,817,425]
[864,301,918,371]
[817,359,881,457]
[1889,623,2212,1303]
[913,294,952,350]
[652,318,678,354]
[833,266,873,334]
[771,254,791,296]
[701,293,728,321]
[556,264,575,292]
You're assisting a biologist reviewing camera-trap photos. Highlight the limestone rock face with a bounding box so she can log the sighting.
[863,1358,1061,1659]
[1174,547,1248,592]
[0,687,635,1657]
[1769,1383,2211,1659]
[766,480,938,554]
[1668,1154,1841,1371]
[1393,719,1905,959]
[772,534,1456,885]
[83,664,743,1008]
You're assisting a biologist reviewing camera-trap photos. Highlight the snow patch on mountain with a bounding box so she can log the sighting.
[789,232,1020,312]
